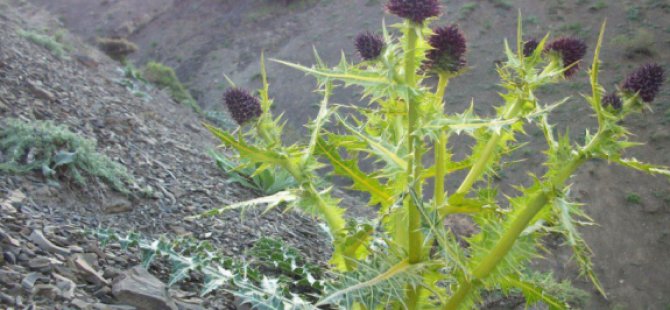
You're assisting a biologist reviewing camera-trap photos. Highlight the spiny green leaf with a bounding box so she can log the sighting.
[337,115,407,172]
[195,190,300,218]
[315,137,395,208]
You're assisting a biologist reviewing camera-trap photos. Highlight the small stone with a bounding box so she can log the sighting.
[0,269,22,286]
[70,254,109,286]
[3,250,17,264]
[28,256,53,272]
[112,266,178,310]
[33,284,59,299]
[103,266,122,279]
[21,272,49,291]
[53,273,76,300]
[0,291,14,304]
[29,230,71,256]
[27,80,56,101]
[103,197,133,214]
[74,54,100,68]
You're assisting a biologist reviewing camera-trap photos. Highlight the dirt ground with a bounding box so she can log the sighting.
[20,0,670,308]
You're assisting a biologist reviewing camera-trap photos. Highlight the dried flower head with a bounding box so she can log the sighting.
[355,32,385,61]
[523,38,539,57]
[386,0,440,24]
[621,63,665,103]
[545,37,587,78]
[602,92,623,110]
[424,25,467,74]
[223,88,262,125]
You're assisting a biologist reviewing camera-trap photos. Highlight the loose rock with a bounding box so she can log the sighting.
[112,266,178,310]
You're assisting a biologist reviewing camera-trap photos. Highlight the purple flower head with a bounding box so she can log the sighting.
[424,25,467,74]
[621,63,665,103]
[523,38,539,57]
[223,88,262,125]
[386,0,441,24]
[355,32,385,61]
[545,37,587,78]
[601,92,623,110]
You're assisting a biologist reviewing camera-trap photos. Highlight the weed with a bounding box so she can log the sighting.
[558,22,590,38]
[610,28,656,59]
[115,64,151,100]
[626,5,642,22]
[143,61,201,113]
[209,150,297,195]
[524,15,539,25]
[589,0,607,12]
[92,230,325,303]
[489,0,513,10]
[18,29,67,58]
[199,8,670,304]
[626,193,642,204]
[648,0,670,13]
[458,2,478,19]
[0,119,135,193]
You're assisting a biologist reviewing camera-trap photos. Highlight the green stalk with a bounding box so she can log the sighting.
[404,20,421,264]
[455,98,523,195]
[443,133,604,309]
[434,74,450,209]
[404,20,422,309]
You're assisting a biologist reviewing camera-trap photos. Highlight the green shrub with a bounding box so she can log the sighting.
[0,119,135,193]
[143,61,201,113]
[18,29,67,58]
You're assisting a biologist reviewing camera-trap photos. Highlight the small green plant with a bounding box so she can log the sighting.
[115,63,151,100]
[610,28,656,59]
[192,1,668,308]
[626,5,642,22]
[143,61,201,113]
[0,119,135,193]
[18,29,67,58]
[489,0,513,10]
[626,193,642,204]
[458,2,478,20]
[210,150,297,195]
[589,0,608,11]
[92,230,325,305]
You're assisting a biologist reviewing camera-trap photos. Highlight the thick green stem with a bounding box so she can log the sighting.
[404,21,421,264]
[404,21,422,310]
[455,98,524,195]
[434,74,450,209]
[443,141,597,309]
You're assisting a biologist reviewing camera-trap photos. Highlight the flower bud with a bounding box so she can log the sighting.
[386,0,440,24]
[223,88,262,125]
[545,37,587,78]
[424,25,467,75]
[355,32,385,61]
[601,92,623,110]
[621,63,665,103]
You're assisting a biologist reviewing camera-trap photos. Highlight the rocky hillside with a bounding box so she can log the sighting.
[0,2,331,309]
[3,0,670,309]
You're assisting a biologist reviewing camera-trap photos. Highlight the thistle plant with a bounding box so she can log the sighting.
[199,1,669,308]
